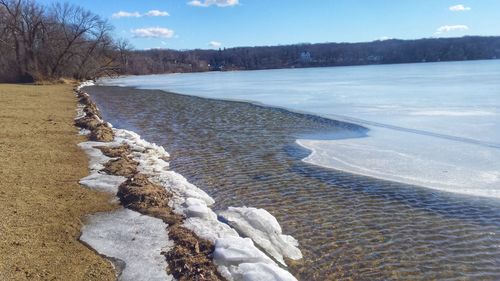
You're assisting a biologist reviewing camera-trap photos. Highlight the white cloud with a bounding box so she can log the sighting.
[209,41,222,48]
[112,11,141,18]
[449,4,471,12]
[145,10,170,17]
[113,10,170,19]
[131,27,175,39]
[188,0,239,7]
[435,25,469,34]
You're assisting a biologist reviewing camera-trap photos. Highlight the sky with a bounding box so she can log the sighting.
[39,0,500,50]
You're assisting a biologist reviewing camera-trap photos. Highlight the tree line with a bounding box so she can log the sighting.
[123,36,500,75]
[0,0,127,82]
[1,0,499,82]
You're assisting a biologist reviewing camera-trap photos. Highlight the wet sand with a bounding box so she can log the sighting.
[0,84,116,280]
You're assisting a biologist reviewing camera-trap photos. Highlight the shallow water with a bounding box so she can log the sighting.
[86,86,500,281]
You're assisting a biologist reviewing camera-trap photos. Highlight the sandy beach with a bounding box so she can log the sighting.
[0,84,116,280]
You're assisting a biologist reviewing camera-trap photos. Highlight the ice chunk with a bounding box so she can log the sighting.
[151,171,215,207]
[77,80,95,90]
[79,128,91,135]
[213,237,298,281]
[131,150,169,174]
[110,128,170,175]
[213,237,274,266]
[114,129,170,158]
[183,217,239,243]
[230,262,298,281]
[78,141,127,194]
[79,172,127,194]
[182,197,217,220]
[219,207,302,265]
[80,208,173,281]
[78,141,113,172]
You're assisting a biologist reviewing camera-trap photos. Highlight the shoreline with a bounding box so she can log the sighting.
[0,84,116,280]
[75,82,303,281]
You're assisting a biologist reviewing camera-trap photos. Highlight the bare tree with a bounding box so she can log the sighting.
[116,38,133,74]
[0,0,120,82]
[45,2,103,77]
[0,0,26,80]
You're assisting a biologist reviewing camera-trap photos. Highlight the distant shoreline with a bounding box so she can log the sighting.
[121,36,500,75]
[106,57,500,80]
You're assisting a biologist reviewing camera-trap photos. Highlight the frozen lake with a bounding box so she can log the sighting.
[102,60,500,198]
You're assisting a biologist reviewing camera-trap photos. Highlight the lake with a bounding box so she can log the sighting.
[88,60,500,280]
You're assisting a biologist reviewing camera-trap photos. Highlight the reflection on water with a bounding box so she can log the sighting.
[87,86,500,281]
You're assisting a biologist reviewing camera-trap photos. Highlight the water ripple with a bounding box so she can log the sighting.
[87,86,500,281]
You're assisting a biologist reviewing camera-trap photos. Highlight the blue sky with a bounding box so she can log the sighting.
[40,0,500,50]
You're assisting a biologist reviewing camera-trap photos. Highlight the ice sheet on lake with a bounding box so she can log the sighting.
[298,126,500,198]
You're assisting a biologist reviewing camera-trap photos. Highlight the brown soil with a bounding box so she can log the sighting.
[0,84,117,280]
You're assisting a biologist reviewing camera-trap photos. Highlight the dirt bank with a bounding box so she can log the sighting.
[0,84,117,280]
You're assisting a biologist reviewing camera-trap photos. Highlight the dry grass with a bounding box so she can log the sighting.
[0,84,117,281]
[97,145,131,158]
[33,78,78,86]
[103,157,138,178]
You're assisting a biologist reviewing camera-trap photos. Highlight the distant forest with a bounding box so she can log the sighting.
[1,1,500,83]
[123,36,500,75]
